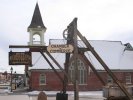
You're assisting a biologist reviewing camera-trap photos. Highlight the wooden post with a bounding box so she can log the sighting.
[67,18,79,100]
[73,18,79,100]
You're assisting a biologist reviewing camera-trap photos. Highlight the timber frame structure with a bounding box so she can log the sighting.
[9,18,133,100]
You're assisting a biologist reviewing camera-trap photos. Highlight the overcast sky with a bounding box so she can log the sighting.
[0,0,133,73]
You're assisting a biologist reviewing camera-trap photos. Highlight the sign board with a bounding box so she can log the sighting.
[9,52,32,65]
[47,44,73,53]
[11,83,16,90]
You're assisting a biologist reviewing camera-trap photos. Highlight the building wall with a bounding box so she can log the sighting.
[29,70,64,91]
[86,72,104,90]
[29,69,133,91]
[0,72,11,84]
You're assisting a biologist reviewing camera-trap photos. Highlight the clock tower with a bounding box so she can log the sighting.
[27,3,46,46]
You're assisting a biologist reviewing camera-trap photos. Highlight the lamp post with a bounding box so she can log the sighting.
[14,71,16,89]
[10,67,13,92]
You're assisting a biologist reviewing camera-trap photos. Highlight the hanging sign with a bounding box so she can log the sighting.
[9,52,32,65]
[47,44,74,53]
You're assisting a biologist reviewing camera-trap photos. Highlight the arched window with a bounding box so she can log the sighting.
[39,74,46,85]
[69,63,74,83]
[33,33,41,44]
[69,59,87,84]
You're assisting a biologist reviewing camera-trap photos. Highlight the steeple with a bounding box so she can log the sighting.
[27,3,46,46]
[28,3,46,30]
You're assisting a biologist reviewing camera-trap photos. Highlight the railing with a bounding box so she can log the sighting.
[28,41,45,46]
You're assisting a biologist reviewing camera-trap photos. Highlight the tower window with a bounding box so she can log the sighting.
[33,34,41,44]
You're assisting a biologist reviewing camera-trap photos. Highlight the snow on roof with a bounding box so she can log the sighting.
[30,39,133,70]
[30,52,65,69]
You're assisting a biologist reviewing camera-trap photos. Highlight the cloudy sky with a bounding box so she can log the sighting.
[0,0,133,73]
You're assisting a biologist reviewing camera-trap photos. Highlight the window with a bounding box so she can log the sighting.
[69,65,74,84]
[126,73,131,84]
[69,59,87,84]
[33,34,41,44]
[107,75,113,84]
[39,74,46,85]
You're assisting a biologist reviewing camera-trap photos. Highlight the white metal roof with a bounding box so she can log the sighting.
[30,39,133,70]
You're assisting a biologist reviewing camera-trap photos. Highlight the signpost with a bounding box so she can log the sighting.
[9,52,32,65]
[47,44,73,53]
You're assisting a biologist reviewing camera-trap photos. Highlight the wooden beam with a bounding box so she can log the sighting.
[9,45,89,52]
[81,54,106,85]
[9,45,47,48]
[40,51,64,83]
[46,51,69,79]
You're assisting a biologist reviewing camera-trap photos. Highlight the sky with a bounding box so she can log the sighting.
[0,0,133,74]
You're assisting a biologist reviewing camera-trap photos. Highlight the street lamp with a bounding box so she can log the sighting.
[10,67,13,92]
[14,71,16,89]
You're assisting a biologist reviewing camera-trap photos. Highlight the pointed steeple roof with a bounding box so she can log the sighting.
[28,3,46,29]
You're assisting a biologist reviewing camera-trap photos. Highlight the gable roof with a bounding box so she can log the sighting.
[28,3,46,29]
[30,39,133,70]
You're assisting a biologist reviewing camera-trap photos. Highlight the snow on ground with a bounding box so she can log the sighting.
[27,90,105,99]
[0,88,103,97]
[0,89,105,100]
[27,90,103,97]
